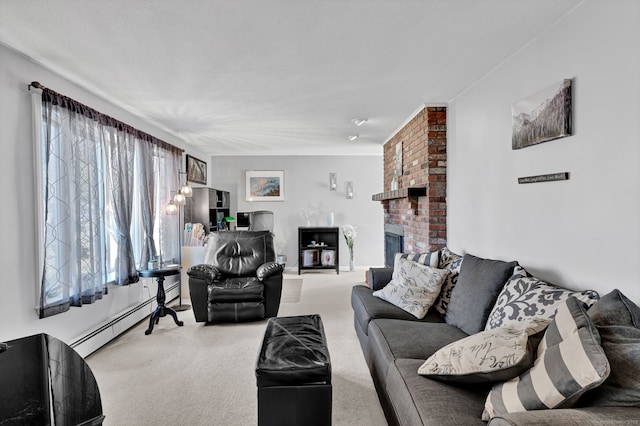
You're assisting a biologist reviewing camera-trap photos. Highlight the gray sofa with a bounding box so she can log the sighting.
[351,252,640,425]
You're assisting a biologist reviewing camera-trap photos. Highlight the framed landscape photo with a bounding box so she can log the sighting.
[246,170,285,201]
[512,79,572,150]
[186,154,207,185]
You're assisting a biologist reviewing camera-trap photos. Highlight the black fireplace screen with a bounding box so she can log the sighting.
[384,232,404,267]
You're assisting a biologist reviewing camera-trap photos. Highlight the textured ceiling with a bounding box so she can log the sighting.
[0,0,582,156]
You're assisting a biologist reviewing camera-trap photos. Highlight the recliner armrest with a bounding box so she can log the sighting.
[257,262,284,281]
[187,264,221,284]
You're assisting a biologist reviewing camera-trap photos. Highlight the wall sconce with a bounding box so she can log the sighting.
[346,181,354,199]
[329,173,337,191]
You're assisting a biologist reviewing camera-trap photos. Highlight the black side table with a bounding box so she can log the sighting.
[139,267,184,335]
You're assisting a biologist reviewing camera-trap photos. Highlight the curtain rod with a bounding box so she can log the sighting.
[28,81,184,154]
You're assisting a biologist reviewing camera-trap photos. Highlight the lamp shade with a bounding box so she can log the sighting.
[181,182,193,197]
[166,200,178,215]
[174,190,186,205]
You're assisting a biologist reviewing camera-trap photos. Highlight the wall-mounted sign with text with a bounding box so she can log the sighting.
[518,172,569,184]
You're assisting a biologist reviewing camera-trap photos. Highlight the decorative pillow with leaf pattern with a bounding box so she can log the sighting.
[373,257,450,319]
[485,266,599,334]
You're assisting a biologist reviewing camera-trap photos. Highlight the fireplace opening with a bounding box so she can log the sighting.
[384,224,404,267]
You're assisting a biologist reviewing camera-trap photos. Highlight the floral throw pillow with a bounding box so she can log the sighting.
[485,266,599,334]
[432,247,463,316]
[374,257,450,319]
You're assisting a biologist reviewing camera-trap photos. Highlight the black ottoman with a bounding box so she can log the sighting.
[255,314,332,426]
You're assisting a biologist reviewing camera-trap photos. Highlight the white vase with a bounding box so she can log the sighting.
[349,249,355,271]
[328,212,335,227]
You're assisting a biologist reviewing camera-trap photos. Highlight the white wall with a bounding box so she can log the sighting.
[207,156,384,269]
[448,0,640,304]
[0,44,210,346]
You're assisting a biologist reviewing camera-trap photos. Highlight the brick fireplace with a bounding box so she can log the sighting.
[373,106,447,263]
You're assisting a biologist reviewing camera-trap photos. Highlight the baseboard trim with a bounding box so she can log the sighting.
[71,282,179,357]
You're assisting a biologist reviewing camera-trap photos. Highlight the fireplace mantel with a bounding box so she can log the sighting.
[371,187,426,201]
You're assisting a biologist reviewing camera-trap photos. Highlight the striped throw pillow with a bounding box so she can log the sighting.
[394,251,440,269]
[482,297,610,421]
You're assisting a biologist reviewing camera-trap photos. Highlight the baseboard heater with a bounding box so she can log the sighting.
[70,283,180,357]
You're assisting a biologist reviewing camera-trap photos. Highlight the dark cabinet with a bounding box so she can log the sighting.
[298,227,339,275]
[184,187,230,233]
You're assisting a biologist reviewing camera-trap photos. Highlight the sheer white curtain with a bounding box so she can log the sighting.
[38,92,108,317]
[34,84,183,318]
[138,140,182,267]
[158,151,181,264]
[102,126,138,285]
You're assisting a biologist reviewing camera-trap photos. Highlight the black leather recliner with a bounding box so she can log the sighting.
[187,230,284,323]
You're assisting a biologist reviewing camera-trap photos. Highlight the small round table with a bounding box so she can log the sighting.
[139,267,184,335]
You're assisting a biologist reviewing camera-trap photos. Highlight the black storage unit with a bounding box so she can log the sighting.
[298,227,339,275]
[184,187,230,233]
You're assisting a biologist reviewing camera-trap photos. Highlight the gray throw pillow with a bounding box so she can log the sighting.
[578,289,640,407]
[444,254,518,335]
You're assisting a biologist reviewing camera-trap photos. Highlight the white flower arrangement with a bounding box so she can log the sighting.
[342,224,357,250]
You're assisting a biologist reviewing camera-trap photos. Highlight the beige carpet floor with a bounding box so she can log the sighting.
[86,271,387,426]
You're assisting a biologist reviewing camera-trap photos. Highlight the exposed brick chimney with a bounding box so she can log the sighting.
[376,106,447,254]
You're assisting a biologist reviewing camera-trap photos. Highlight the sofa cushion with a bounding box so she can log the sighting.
[417,327,540,384]
[433,247,463,316]
[387,358,490,425]
[578,289,640,407]
[369,319,467,364]
[351,285,443,339]
[483,297,610,420]
[368,319,468,392]
[373,258,450,319]
[485,266,600,333]
[445,254,518,335]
